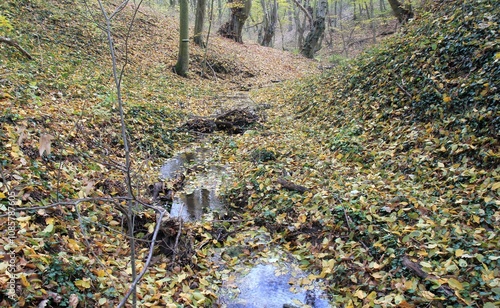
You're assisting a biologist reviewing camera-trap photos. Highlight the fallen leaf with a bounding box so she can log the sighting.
[39,134,54,157]
[68,294,79,308]
[17,126,26,146]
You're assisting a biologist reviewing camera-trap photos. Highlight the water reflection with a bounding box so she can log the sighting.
[160,147,227,221]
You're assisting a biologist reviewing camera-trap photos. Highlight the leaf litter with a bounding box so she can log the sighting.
[0,0,499,307]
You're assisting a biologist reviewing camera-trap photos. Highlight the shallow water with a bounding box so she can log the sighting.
[222,264,330,308]
[160,148,228,221]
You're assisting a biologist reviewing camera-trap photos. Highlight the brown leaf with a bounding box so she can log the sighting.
[68,294,79,308]
[83,179,95,196]
[38,134,54,157]
[17,125,26,146]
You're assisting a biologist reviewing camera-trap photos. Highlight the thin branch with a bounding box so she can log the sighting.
[97,1,146,305]
[395,80,412,99]
[289,0,312,24]
[110,0,131,20]
[8,197,133,212]
[201,0,216,77]
[173,216,184,260]
[117,208,167,308]
[0,36,33,60]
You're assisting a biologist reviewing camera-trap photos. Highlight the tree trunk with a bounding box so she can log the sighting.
[217,0,252,43]
[194,0,206,47]
[387,0,413,23]
[300,0,327,58]
[259,0,278,47]
[175,0,189,76]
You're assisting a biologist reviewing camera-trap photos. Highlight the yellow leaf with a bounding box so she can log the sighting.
[298,213,307,223]
[371,272,383,279]
[455,249,464,257]
[421,290,435,300]
[75,279,91,289]
[0,92,13,99]
[67,239,82,252]
[369,262,382,269]
[443,94,451,103]
[354,289,366,299]
[491,182,500,190]
[98,298,107,305]
[366,291,377,302]
[177,273,187,283]
[404,280,413,290]
[447,278,463,290]
[0,192,6,199]
[20,275,30,287]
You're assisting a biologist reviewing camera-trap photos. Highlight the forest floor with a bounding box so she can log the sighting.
[1,0,499,307]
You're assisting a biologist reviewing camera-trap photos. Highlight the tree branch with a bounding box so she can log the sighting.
[290,0,312,24]
[0,36,33,60]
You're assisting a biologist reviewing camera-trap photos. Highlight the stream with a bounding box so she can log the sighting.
[160,92,332,307]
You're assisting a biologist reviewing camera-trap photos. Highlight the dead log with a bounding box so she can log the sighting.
[277,178,309,193]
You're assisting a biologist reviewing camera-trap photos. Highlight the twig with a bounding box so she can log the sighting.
[342,206,373,257]
[172,203,184,262]
[395,80,413,99]
[8,197,133,212]
[289,0,313,24]
[174,218,183,254]
[342,206,352,232]
[117,208,167,308]
[201,0,215,78]
[0,36,33,60]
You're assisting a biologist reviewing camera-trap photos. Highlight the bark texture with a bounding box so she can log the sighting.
[300,0,327,58]
[175,0,189,76]
[259,0,278,46]
[218,0,252,43]
[194,0,206,47]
